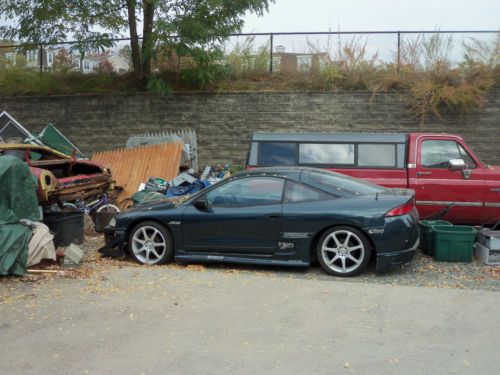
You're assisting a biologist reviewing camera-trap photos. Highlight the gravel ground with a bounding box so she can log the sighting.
[0,235,500,291]
[2,234,499,291]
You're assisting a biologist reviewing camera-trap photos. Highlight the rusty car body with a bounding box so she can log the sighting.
[0,144,114,204]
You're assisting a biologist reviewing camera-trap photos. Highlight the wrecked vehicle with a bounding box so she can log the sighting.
[103,167,420,277]
[0,144,113,205]
[246,132,500,224]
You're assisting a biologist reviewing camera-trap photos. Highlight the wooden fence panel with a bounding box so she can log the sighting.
[91,142,183,199]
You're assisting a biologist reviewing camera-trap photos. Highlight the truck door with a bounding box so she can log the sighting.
[415,137,485,223]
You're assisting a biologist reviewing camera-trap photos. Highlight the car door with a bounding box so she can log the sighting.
[181,176,285,254]
[415,137,485,223]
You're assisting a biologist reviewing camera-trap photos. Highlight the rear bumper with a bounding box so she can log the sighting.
[376,237,419,273]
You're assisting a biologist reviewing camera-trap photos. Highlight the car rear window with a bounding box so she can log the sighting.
[307,170,386,196]
[284,180,335,203]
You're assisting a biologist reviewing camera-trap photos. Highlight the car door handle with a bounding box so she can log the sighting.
[417,171,432,176]
[267,214,281,220]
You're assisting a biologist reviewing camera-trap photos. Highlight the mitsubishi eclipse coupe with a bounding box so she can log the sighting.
[104,167,420,276]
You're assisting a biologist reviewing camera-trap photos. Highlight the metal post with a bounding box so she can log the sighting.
[39,45,43,73]
[269,33,274,74]
[397,31,401,74]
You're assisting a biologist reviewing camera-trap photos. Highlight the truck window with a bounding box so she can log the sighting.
[299,143,354,165]
[358,144,396,167]
[421,140,476,169]
[257,142,296,166]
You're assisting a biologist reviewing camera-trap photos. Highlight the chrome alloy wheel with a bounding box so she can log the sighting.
[131,225,167,265]
[320,229,365,274]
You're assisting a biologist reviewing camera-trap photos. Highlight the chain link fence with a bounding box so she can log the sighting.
[0,30,498,76]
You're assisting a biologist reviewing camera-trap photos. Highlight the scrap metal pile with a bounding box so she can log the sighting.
[0,111,107,274]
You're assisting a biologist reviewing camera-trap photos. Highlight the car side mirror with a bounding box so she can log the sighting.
[193,198,210,211]
[448,158,466,170]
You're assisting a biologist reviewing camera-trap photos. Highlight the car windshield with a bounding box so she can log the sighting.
[306,170,387,196]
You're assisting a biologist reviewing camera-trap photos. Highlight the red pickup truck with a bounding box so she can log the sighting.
[246,132,500,224]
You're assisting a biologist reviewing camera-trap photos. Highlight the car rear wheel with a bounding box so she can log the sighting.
[128,221,173,265]
[317,226,371,277]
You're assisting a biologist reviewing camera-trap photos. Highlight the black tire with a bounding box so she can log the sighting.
[316,226,371,277]
[128,221,173,265]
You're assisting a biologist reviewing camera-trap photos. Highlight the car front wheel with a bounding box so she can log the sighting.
[317,226,371,277]
[128,221,173,265]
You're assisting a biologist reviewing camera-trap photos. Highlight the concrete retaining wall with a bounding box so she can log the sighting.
[1,90,498,166]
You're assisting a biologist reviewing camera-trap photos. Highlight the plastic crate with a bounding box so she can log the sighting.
[432,225,477,262]
[477,229,500,250]
[419,220,453,255]
[475,243,500,266]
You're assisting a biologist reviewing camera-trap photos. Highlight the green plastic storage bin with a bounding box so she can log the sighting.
[419,220,452,255]
[432,225,477,262]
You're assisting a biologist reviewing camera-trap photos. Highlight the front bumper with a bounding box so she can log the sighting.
[376,237,419,273]
[98,226,127,258]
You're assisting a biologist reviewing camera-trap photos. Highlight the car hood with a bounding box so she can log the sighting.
[121,201,177,214]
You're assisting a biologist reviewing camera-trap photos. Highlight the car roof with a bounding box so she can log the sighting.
[235,166,314,178]
[251,132,407,143]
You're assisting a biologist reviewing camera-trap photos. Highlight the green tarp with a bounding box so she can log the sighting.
[0,156,40,276]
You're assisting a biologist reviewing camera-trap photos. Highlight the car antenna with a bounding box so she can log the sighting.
[375,192,379,200]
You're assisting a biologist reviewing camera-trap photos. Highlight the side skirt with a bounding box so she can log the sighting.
[174,252,309,268]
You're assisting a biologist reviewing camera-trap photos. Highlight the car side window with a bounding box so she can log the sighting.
[284,181,335,203]
[206,177,285,207]
[421,140,476,169]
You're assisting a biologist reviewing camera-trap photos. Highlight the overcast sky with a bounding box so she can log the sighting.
[238,0,499,61]
[242,0,500,32]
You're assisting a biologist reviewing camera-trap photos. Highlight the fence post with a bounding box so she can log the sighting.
[269,33,274,74]
[39,45,43,73]
[397,31,401,74]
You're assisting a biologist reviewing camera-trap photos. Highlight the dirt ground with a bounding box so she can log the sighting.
[1,235,499,375]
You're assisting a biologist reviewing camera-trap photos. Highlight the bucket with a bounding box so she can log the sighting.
[94,211,116,233]
[43,211,84,247]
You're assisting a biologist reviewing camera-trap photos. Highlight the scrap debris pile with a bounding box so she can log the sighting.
[91,133,232,208]
[0,110,231,276]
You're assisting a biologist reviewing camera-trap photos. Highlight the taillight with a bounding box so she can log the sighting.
[386,199,415,217]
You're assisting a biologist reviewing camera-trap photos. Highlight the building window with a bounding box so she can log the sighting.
[83,60,90,70]
[5,52,16,65]
[27,51,37,65]
[297,55,312,72]
[271,56,281,72]
[47,53,53,65]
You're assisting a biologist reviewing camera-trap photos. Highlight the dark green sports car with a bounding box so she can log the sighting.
[103,167,419,276]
